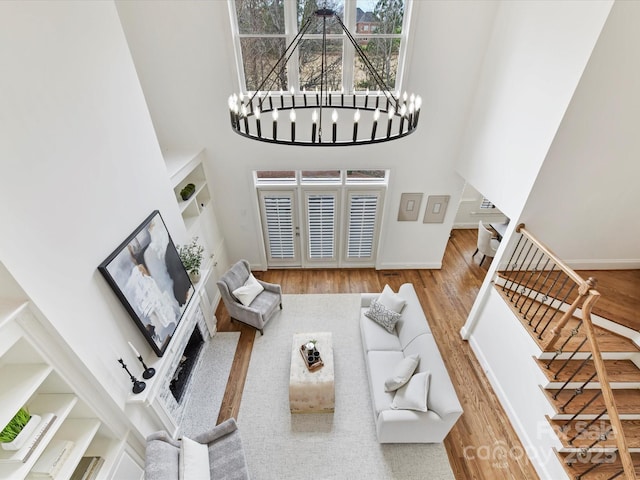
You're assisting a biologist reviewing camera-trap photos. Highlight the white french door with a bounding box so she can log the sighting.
[343,190,382,266]
[303,190,339,267]
[258,190,301,267]
[258,187,383,268]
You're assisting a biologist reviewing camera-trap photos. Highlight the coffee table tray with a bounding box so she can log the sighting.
[299,345,324,371]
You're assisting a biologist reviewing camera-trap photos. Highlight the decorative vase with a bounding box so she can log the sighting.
[189,271,201,284]
[1,414,41,451]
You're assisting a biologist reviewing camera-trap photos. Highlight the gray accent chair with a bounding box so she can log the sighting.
[217,259,282,335]
[144,418,250,480]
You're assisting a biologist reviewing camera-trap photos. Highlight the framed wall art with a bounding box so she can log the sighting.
[98,210,193,356]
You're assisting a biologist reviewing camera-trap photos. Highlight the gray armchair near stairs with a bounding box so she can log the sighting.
[217,259,282,335]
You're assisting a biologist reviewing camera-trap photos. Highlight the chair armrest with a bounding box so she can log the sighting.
[258,279,282,295]
[192,418,238,444]
[147,430,181,448]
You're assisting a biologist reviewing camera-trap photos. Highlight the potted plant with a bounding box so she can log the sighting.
[180,183,196,201]
[178,237,204,283]
[0,407,41,451]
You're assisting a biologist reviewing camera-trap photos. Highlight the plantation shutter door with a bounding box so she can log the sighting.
[259,191,300,267]
[339,189,383,267]
[305,192,337,263]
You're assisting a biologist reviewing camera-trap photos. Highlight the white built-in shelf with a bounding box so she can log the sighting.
[0,301,127,479]
[163,149,211,231]
[0,364,52,430]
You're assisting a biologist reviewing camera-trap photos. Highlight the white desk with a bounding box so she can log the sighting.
[490,222,509,241]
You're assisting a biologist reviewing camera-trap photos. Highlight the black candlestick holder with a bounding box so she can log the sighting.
[136,355,156,380]
[118,358,146,394]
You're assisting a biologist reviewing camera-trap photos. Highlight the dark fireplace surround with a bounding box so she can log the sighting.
[169,325,204,403]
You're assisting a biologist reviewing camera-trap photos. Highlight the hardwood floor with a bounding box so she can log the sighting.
[215,228,541,479]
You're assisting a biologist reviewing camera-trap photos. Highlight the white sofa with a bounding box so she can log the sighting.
[360,283,463,443]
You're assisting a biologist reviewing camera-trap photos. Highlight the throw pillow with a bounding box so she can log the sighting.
[232,273,264,306]
[384,354,421,392]
[391,371,430,412]
[179,436,210,480]
[377,284,406,313]
[365,299,401,333]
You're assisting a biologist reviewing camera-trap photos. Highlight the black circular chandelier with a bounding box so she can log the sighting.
[228,8,421,147]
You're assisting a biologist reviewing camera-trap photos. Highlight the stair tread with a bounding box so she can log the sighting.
[543,388,640,415]
[536,358,640,384]
[548,417,640,449]
[556,450,640,479]
[495,287,638,353]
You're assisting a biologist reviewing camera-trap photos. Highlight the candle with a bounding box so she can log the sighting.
[371,108,379,140]
[242,104,249,133]
[272,109,278,140]
[290,86,295,108]
[365,88,369,109]
[311,109,318,143]
[399,104,407,134]
[279,89,284,109]
[129,341,140,358]
[255,108,262,138]
[303,88,307,107]
[332,109,338,143]
[290,109,296,142]
[352,109,360,142]
[268,92,273,110]
[387,106,394,138]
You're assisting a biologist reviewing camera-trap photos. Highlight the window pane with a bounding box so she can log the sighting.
[298,0,344,34]
[354,37,399,90]
[301,170,341,182]
[299,39,343,91]
[256,171,296,182]
[357,0,405,34]
[240,37,287,91]
[346,170,386,182]
[235,0,285,34]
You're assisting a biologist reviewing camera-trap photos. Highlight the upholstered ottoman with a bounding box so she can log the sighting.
[289,332,334,413]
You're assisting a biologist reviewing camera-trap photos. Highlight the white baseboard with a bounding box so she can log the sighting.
[565,259,640,270]
[375,262,442,270]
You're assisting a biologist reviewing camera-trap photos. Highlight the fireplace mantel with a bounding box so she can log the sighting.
[125,267,215,438]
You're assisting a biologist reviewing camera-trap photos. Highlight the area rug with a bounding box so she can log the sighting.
[181,331,240,438]
[238,294,455,480]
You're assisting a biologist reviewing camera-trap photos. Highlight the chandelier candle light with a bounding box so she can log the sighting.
[228,8,421,146]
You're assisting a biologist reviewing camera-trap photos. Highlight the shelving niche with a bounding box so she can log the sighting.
[0,301,135,480]
[165,149,211,232]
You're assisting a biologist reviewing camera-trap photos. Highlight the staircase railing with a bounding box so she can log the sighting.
[498,224,635,479]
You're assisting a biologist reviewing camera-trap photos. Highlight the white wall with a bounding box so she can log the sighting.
[116,0,499,269]
[0,1,184,409]
[456,0,613,222]
[521,0,640,268]
[453,183,508,228]
[468,289,566,480]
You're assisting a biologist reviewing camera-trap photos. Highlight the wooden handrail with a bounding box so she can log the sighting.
[580,291,636,479]
[515,224,636,479]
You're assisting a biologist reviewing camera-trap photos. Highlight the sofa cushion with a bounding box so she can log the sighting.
[384,354,420,392]
[391,372,430,412]
[403,333,462,419]
[394,284,431,348]
[367,350,405,415]
[232,273,264,306]
[179,436,210,480]
[377,284,406,313]
[360,311,402,352]
[365,300,401,333]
